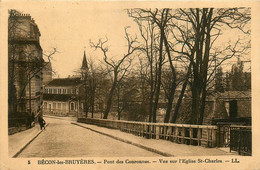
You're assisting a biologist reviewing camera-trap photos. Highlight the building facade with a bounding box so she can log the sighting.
[8,9,43,118]
[43,77,83,116]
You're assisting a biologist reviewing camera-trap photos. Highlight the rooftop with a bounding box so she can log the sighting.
[218,90,251,99]
[46,77,82,87]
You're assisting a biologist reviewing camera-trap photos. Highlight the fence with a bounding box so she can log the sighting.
[78,118,218,147]
[230,125,252,156]
[8,116,31,135]
[216,124,231,147]
[8,117,29,128]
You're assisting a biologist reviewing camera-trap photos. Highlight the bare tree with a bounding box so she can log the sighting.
[128,10,158,122]
[90,27,139,119]
[169,8,251,125]
[129,8,171,123]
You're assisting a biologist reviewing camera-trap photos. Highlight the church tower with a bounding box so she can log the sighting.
[81,49,89,115]
[81,49,88,80]
[81,50,88,70]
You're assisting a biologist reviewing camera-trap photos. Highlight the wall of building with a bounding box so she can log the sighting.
[8,11,43,116]
[9,12,40,41]
[44,86,78,95]
[43,100,79,116]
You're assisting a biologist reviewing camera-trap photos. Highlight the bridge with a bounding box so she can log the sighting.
[9,115,248,158]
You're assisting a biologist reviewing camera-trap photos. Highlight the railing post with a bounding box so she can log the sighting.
[239,127,241,155]
[140,123,142,136]
[182,126,185,144]
[146,124,149,138]
[164,126,167,140]
[133,123,136,135]
[197,128,201,146]
[175,126,178,143]
[156,125,159,140]
[132,123,135,135]
[212,128,216,147]
[158,126,161,139]
[149,125,152,139]
[206,127,209,147]
[189,127,193,145]
[142,124,145,137]
[229,127,232,152]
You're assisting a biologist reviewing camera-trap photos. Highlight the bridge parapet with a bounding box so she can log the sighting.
[78,118,218,148]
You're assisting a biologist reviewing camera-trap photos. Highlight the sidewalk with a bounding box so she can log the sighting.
[72,122,237,157]
[8,124,47,157]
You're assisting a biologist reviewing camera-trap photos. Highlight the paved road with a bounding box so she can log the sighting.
[18,117,159,157]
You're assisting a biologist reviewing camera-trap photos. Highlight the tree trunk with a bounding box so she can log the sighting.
[148,46,154,123]
[171,63,192,123]
[91,79,96,118]
[117,85,121,120]
[198,11,212,125]
[103,72,117,119]
[198,87,207,125]
[91,93,94,118]
[162,27,176,123]
[84,80,89,118]
[85,102,89,118]
[103,83,116,119]
[164,84,175,123]
[191,82,200,124]
[149,86,154,122]
[152,28,164,123]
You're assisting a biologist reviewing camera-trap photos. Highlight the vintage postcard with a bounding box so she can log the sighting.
[0,1,260,170]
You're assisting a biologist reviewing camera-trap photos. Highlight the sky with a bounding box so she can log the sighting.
[8,2,139,78]
[4,2,251,78]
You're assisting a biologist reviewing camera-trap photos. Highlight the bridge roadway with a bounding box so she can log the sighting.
[18,117,159,157]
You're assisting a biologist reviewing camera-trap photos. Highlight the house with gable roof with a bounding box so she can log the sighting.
[43,77,83,116]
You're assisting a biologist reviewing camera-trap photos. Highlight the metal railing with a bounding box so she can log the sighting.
[78,118,218,147]
[230,125,252,156]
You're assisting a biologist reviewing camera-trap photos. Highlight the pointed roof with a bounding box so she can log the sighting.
[81,50,88,70]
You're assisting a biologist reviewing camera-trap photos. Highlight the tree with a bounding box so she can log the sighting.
[129,8,172,123]
[121,73,148,121]
[136,56,150,113]
[90,27,139,119]
[88,59,98,118]
[215,67,224,92]
[79,51,91,118]
[130,13,158,122]
[229,58,251,91]
[169,8,250,125]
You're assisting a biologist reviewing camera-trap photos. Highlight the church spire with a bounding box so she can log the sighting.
[81,49,88,70]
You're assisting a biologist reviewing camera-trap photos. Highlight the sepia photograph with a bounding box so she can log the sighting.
[1,1,260,170]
